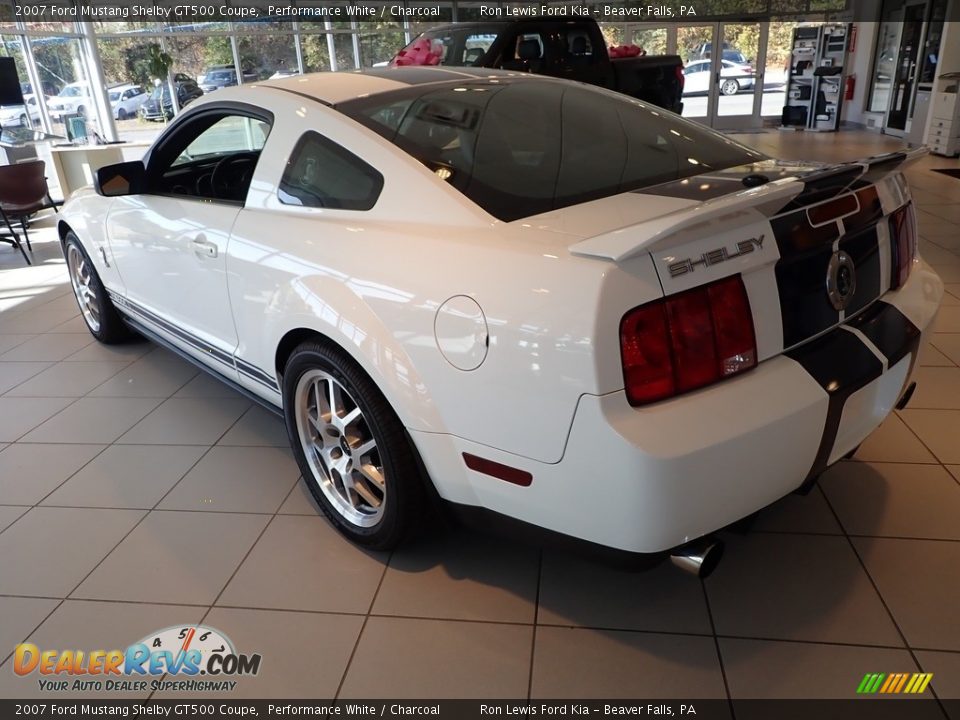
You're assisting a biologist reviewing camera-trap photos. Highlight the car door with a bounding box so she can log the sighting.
[106,105,273,379]
[684,61,708,93]
[120,88,135,112]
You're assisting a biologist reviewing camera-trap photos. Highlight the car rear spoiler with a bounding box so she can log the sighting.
[569,148,928,263]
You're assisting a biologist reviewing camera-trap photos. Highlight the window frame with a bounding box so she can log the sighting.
[142,102,275,207]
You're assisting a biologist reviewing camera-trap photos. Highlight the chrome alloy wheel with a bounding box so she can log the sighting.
[67,244,101,333]
[294,369,386,527]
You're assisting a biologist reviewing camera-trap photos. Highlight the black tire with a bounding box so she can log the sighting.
[117,108,128,121]
[282,339,425,550]
[76,105,86,118]
[63,233,129,344]
[19,114,27,127]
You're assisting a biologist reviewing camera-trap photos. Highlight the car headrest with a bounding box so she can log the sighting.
[518,39,541,60]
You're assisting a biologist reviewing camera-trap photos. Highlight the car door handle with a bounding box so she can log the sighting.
[191,238,218,259]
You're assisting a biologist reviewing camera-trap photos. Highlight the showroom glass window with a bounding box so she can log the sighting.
[278,131,384,211]
[339,79,763,221]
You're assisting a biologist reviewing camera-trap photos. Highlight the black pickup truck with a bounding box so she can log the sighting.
[390,18,684,114]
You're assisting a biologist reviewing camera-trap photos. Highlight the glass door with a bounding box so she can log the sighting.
[678,24,718,123]
[676,22,769,130]
[885,1,927,135]
[714,21,766,129]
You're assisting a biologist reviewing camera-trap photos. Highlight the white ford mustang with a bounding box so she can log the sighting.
[59,68,943,571]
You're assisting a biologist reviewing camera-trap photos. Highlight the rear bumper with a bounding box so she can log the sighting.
[139,108,170,121]
[414,260,943,554]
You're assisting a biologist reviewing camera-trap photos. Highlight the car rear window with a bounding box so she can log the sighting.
[338,78,764,222]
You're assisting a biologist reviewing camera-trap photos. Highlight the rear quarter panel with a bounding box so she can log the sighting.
[228,89,664,463]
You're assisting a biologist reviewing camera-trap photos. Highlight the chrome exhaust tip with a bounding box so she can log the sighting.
[670,537,724,578]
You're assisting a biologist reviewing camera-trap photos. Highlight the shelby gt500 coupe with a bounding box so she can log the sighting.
[59,68,942,569]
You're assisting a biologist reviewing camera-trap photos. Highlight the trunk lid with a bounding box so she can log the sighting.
[570,150,923,360]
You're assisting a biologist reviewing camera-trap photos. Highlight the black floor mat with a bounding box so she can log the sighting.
[932,168,960,179]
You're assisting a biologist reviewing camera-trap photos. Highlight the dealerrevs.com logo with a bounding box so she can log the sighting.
[12,625,261,693]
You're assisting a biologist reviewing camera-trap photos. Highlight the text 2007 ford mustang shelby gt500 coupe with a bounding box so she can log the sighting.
[59,67,942,569]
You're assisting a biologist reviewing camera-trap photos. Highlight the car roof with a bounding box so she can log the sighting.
[259,67,541,105]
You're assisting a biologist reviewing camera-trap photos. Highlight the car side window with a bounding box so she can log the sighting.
[462,33,496,65]
[149,112,272,203]
[500,32,544,68]
[563,30,594,57]
[278,131,383,211]
[171,115,268,167]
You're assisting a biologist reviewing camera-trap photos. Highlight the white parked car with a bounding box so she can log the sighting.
[57,68,942,572]
[47,81,92,120]
[684,58,755,95]
[109,83,147,120]
[0,93,42,127]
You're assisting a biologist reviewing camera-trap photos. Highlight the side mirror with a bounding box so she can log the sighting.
[95,161,145,197]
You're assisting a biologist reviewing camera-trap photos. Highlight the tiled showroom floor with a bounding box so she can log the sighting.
[1,130,960,705]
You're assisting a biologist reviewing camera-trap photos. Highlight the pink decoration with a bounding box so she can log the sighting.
[391,38,444,67]
[608,44,645,58]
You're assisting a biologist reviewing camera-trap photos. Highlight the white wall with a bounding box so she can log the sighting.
[934,3,960,76]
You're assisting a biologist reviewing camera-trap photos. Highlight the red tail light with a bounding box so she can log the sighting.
[620,275,757,406]
[676,64,685,91]
[889,202,916,290]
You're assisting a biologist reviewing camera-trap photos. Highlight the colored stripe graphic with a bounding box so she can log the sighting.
[879,674,896,693]
[857,672,933,694]
[893,674,909,693]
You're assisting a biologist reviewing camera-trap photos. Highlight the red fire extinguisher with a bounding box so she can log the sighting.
[845,74,856,101]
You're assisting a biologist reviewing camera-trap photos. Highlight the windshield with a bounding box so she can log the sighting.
[338,78,764,222]
[59,85,84,97]
[109,91,121,101]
